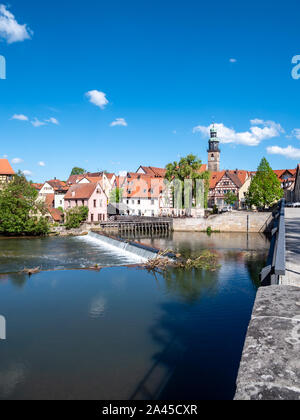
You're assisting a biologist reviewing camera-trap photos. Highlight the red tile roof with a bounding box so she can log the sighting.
[64,182,103,200]
[209,170,250,189]
[273,169,297,180]
[0,159,15,175]
[123,175,165,198]
[138,166,167,178]
[49,208,63,222]
[31,183,43,191]
[45,194,55,207]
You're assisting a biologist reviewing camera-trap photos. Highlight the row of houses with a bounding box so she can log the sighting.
[1,158,300,224]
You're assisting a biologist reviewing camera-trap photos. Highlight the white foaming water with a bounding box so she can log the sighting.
[77,234,149,264]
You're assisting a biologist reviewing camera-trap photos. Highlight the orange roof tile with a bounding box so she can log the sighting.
[64,182,103,200]
[49,208,63,222]
[0,159,15,175]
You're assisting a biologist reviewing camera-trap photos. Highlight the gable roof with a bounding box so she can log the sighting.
[273,169,297,180]
[137,166,167,178]
[64,182,104,200]
[46,179,68,192]
[209,170,250,189]
[0,159,15,175]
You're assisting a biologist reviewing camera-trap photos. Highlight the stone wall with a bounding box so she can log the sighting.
[235,285,300,400]
[173,211,273,233]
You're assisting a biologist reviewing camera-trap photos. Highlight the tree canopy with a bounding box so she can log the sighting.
[0,172,50,235]
[165,154,209,208]
[224,191,238,206]
[245,157,283,209]
[70,167,86,176]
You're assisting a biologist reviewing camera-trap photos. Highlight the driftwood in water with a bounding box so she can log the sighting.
[144,249,221,273]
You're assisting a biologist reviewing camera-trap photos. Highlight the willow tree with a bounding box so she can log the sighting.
[245,157,283,209]
[165,154,210,210]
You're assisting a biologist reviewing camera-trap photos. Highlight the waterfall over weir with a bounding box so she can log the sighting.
[86,232,162,262]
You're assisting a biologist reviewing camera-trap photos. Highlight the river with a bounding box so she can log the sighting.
[0,232,269,400]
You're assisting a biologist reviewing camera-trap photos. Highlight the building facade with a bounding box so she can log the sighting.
[294,164,300,202]
[64,182,108,223]
[208,170,251,209]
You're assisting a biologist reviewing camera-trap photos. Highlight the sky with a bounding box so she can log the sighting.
[0,0,300,182]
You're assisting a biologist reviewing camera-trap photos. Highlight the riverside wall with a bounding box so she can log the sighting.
[173,211,273,233]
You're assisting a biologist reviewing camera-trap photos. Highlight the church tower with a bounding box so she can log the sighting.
[207,125,220,172]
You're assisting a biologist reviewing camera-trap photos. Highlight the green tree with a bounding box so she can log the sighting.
[109,187,123,203]
[224,191,238,206]
[245,157,283,209]
[165,154,210,208]
[70,167,86,176]
[65,206,89,230]
[0,172,50,236]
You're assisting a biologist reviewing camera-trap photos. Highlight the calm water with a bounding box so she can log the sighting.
[0,232,269,400]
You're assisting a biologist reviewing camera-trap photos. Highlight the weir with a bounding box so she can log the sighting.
[88,231,173,262]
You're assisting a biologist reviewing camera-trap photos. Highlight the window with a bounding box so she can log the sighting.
[151,199,155,205]
[94,200,96,208]
[137,200,141,205]
[132,200,135,204]
[91,214,94,222]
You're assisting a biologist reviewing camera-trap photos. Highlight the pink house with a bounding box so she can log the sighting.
[64,182,107,222]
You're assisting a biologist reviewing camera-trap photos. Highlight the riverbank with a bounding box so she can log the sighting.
[173,211,273,233]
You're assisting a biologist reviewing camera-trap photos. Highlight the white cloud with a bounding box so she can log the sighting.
[45,117,59,125]
[11,114,29,121]
[11,158,23,164]
[267,145,300,160]
[291,128,300,140]
[0,5,33,44]
[193,119,284,147]
[229,58,237,63]
[3,154,7,158]
[110,118,127,127]
[86,90,109,109]
[38,161,45,167]
[22,170,32,176]
[31,118,46,128]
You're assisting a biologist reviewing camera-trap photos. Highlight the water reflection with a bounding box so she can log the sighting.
[89,296,107,319]
[0,233,269,400]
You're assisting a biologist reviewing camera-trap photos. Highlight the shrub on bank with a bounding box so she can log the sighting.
[65,206,89,230]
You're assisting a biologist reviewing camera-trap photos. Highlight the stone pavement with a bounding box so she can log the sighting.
[281,208,300,287]
[235,285,300,400]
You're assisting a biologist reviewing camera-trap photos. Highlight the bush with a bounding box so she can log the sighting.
[65,206,89,230]
[0,172,50,236]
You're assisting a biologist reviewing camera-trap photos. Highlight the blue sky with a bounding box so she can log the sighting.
[0,0,300,181]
